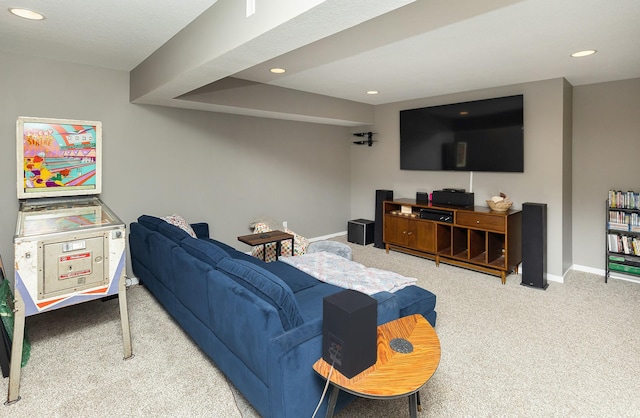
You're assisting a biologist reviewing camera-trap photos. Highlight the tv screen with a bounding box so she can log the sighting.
[17,116,102,199]
[400,95,524,172]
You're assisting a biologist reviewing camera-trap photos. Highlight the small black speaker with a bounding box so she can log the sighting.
[522,202,548,289]
[416,192,430,204]
[375,189,393,248]
[322,290,377,378]
[348,219,374,245]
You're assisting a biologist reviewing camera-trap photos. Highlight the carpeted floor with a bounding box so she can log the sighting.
[2,236,639,417]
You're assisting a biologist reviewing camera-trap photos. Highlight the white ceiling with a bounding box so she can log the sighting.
[0,0,219,71]
[2,0,639,113]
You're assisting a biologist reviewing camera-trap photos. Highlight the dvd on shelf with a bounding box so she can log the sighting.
[608,190,640,209]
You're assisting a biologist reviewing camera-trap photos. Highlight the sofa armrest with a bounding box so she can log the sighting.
[190,222,209,239]
[268,319,330,417]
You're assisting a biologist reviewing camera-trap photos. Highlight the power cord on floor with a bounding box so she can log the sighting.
[230,386,244,418]
[311,360,335,418]
[222,375,244,418]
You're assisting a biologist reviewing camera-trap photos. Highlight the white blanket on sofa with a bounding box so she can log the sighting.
[280,251,417,295]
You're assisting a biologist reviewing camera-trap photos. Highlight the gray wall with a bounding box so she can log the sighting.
[1,52,351,279]
[3,50,639,283]
[349,78,571,280]
[572,78,640,273]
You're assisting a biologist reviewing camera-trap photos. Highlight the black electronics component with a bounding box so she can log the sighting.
[322,290,377,378]
[416,192,430,204]
[348,219,374,245]
[374,190,393,248]
[521,202,548,290]
[419,208,453,223]
[432,190,475,207]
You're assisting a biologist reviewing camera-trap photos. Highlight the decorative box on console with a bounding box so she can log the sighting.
[348,218,374,245]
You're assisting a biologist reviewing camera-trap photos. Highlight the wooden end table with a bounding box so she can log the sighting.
[312,314,440,418]
[237,230,294,261]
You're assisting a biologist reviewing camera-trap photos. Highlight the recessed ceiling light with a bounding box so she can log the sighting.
[270,68,286,74]
[459,111,469,115]
[366,90,379,95]
[9,8,45,20]
[571,50,596,58]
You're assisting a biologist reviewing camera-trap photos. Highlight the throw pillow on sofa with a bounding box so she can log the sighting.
[161,214,197,238]
[284,227,310,256]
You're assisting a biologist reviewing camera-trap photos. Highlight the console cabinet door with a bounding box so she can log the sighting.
[384,215,409,246]
[413,221,435,253]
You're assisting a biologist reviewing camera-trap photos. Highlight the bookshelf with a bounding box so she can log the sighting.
[606,190,640,283]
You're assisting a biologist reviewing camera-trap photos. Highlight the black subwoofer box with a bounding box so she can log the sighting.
[322,290,377,378]
[521,202,548,290]
[374,189,393,248]
[348,219,374,245]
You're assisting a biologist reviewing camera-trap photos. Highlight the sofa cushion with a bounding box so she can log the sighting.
[182,237,231,267]
[292,282,344,322]
[199,239,318,292]
[394,286,437,326]
[204,238,237,253]
[217,258,304,331]
[240,258,319,293]
[137,214,164,231]
[156,219,194,243]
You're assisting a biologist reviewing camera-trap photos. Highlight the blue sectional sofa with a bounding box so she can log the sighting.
[129,215,437,418]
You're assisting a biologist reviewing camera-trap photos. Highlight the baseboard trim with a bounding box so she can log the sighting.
[309,231,347,242]
[571,264,603,276]
[572,263,640,283]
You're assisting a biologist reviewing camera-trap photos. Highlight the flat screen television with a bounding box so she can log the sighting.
[16,116,102,199]
[400,95,524,172]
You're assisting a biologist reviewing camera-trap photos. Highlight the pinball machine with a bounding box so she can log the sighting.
[7,117,133,404]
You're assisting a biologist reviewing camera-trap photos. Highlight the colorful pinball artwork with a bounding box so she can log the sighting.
[17,117,102,199]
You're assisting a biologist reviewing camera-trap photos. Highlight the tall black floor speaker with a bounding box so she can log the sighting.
[374,189,393,248]
[521,202,548,289]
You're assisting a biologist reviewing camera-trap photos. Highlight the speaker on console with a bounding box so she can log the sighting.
[521,202,548,290]
[322,290,377,378]
[416,192,430,205]
[374,189,393,248]
[432,190,474,207]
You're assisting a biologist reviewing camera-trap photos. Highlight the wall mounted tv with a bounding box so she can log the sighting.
[400,95,524,172]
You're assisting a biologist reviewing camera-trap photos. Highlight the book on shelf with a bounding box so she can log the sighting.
[608,190,640,210]
[607,234,640,256]
[608,222,629,231]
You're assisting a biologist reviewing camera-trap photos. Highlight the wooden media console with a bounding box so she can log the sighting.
[383,199,522,284]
